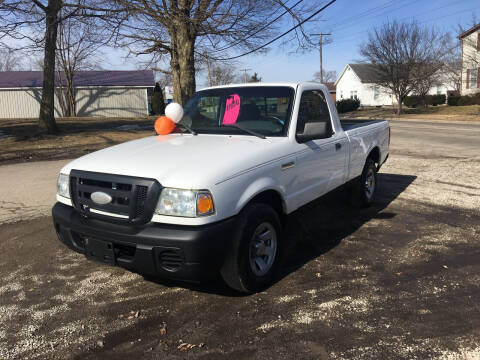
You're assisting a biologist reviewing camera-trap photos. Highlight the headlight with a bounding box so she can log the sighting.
[57,173,70,199]
[155,188,215,217]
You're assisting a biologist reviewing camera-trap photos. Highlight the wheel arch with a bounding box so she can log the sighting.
[235,180,287,224]
[248,190,286,219]
[367,146,381,167]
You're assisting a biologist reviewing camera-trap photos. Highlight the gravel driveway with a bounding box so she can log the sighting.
[1,119,479,359]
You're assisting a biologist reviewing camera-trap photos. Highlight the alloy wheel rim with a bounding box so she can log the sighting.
[249,222,277,277]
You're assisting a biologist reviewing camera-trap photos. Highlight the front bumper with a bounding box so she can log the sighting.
[52,202,236,282]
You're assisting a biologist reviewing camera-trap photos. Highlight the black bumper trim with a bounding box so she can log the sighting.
[52,202,237,281]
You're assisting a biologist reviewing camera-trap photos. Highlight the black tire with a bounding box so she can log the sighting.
[220,203,282,293]
[350,158,378,208]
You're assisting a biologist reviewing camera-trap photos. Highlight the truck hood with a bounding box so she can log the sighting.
[61,134,290,189]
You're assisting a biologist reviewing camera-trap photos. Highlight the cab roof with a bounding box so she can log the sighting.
[199,82,327,92]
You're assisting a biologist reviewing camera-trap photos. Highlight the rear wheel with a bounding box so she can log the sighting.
[350,158,378,208]
[221,203,282,293]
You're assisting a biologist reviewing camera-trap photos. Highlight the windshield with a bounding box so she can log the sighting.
[178,86,295,137]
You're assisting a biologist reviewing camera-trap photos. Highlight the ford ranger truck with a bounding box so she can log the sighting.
[52,82,390,293]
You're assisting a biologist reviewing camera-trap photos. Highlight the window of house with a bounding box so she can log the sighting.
[340,90,343,99]
[436,86,442,95]
[296,90,332,136]
[350,90,357,99]
[469,68,478,88]
[373,86,379,100]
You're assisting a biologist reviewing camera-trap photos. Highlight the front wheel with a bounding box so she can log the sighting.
[350,159,378,208]
[221,203,282,293]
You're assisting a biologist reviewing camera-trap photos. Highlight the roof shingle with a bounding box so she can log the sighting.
[348,64,385,83]
[0,70,154,88]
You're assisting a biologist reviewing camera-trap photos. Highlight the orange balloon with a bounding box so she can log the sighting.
[154,116,175,135]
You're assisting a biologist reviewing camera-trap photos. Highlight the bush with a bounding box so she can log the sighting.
[151,91,166,115]
[473,93,480,105]
[336,98,360,113]
[403,95,421,108]
[447,96,460,106]
[457,96,474,106]
[447,94,480,106]
[404,94,446,108]
[428,94,446,106]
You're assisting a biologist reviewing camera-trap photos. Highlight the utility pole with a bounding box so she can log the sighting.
[311,33,331,83]
[204,51,213,87]
[241,68,251,83]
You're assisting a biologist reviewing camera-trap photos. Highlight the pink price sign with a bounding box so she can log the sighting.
[222,94,241,124]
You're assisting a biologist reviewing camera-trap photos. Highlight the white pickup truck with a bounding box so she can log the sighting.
[52,82,389,293]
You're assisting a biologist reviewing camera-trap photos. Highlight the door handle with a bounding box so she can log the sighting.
[281,161,295,170]
[335,143,342,150]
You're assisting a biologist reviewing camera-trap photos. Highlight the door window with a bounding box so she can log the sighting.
[296,90,332,136]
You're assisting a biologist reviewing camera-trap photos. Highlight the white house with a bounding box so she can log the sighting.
[0,70,154,118]
[335,63,456,107]
[335,64,393,106]
[459,23,480,95]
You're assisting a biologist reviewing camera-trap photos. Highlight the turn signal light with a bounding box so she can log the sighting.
[197,193,214,216]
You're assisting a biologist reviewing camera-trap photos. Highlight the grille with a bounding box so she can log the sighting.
[159,250,183,271]
[134,185,148,218]
[70,170,161,224]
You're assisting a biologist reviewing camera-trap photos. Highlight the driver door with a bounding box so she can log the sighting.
[293,89,347,208]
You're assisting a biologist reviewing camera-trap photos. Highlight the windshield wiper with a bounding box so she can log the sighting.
[219,124,266,139]
[176,123,197,135]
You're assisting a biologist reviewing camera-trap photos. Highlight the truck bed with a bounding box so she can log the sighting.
[340,119,387,131]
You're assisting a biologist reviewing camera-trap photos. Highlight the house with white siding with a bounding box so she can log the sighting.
[0,70,154,118]
[335,64,394,106]
[335,63,455,106]
[459,23,480,95]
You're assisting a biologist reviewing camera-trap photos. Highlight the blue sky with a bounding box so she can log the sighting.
[238,0,480,83]
[108,0,479,86]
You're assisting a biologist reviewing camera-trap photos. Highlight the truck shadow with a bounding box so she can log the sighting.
[278,173,416,280]
[147,173,416,296]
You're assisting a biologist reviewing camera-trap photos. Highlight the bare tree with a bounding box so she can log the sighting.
[0,48,23,71]
[412,66,443,106]
[0,1,121,133]
[155,72,173,90]
[247,72,262,83]
[114,0,323,105]
[360,21,449,114]
[55,13,107,117]
[440,34,462,93]
[205,62,239,87]
[443,61,462,93]
[313,69,336,83]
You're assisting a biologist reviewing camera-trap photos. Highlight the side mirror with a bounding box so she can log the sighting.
[296,122,331,143]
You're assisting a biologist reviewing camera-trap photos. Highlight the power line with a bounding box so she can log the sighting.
[327,1,476,46]
[326,0,419,37]
[209,0,306,54]
[324,0,398,30]
[208,0,337,61]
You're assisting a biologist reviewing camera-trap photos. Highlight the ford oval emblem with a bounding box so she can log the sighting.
[91,191,112,205]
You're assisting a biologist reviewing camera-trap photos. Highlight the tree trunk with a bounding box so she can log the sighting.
[397,96,403,115]
[170,25,196,106]
[39,0,61,134]
[66,71,76,117]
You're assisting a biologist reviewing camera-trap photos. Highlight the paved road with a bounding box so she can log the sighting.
[0,160,69,224]
[1,119,479,359]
